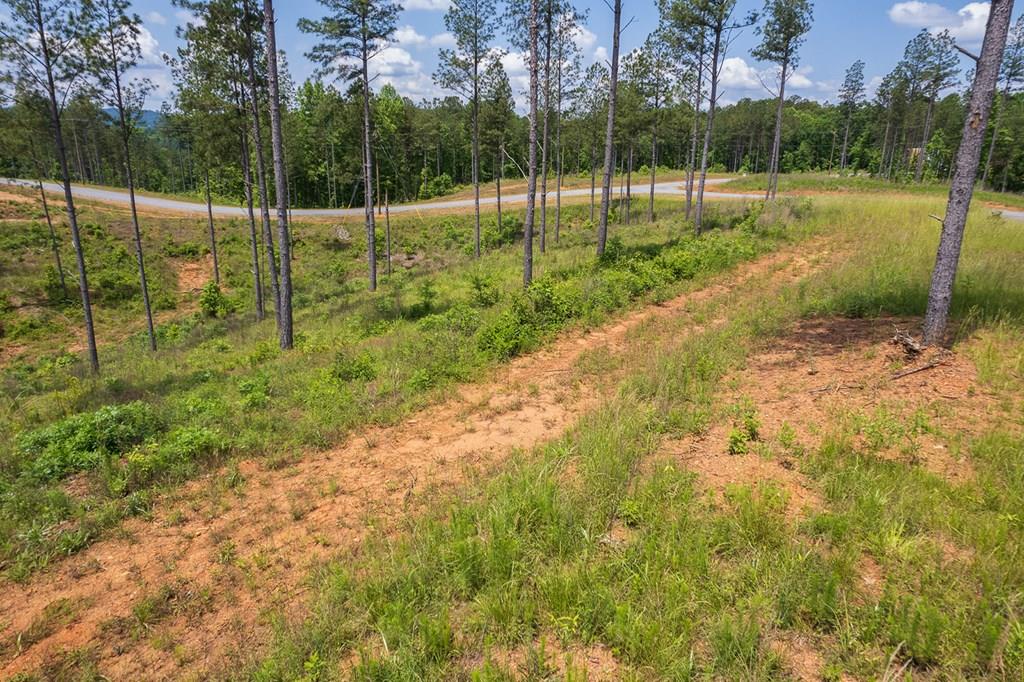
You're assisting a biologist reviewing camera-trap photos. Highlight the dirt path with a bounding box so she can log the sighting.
[0,240,830,680]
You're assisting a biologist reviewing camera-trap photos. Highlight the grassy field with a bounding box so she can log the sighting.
[241,196,1024,680]
[0,187,774,583]
[718,172,1024,210]
[2,183,1024,680]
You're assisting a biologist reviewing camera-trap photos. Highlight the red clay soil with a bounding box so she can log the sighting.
[654,316,1003,680]
[0,243,827,680]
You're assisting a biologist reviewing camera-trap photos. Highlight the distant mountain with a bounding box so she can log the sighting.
[102,108,164,129]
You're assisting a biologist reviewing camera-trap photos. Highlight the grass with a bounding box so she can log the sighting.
[721,172,1024,210]
[240,194,1024,680]
[5,181,1024,679]
[0,187,788,581]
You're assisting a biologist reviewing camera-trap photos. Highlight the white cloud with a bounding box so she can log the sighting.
[430,32,457,48]
[404,0,452,9]
[394,25,428,46]
[143,11,167,26]
[888,1,990,41]
[393,26,457,49]
[593,45,609,64]
[136,26,165,66]
[572,25,597,52]
[174,8,202,26]
[720,57,761,90]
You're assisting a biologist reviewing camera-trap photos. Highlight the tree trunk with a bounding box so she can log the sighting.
[686,40,705,221]
[118,114,157,351]
[923,0,1013,345]
[840,114,852,171]
[590,145,596,223]
[240,118,265,320]
[766,58,787,202]
[539,8,552,254]
[385,190,392,276]
[524,0,540,285]
[554,27,564,244]
[983,85,1009,186]
[264,0,294,349]
[203,169,221,285]
[472,55,481,258]
[695,27,722,235]
[360,46,377,291]
[596,0,621,256]
[38,179,67,299]
[915,95,936,183]
[243,0,280,322]
[496,143,503,234]
[36,0,98,372]
[625,143,632,225]
[648,124,657,223]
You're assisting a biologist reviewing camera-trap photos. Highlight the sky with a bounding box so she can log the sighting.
[124,0,1005,111]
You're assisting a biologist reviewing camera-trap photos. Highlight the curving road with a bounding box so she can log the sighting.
[3,176,753,218]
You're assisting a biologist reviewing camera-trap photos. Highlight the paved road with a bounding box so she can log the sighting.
[3,176,753,218]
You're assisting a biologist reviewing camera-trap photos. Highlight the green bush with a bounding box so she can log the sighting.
[418,171,455,200]
[18,401,161,481]
[332,349,378,382]
[199,281,235,318]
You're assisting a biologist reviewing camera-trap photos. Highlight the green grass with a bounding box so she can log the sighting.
[0,191,790,581]
[723,172,1024,210]
[241,195,1024,680]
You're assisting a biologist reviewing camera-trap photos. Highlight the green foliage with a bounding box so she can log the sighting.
[199,281,235,318]
[331,349,378,382]
[17,401,160,481]
[418,170,455,200]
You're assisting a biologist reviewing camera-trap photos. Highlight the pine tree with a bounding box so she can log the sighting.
[300,0,401,292]
[752,0,813,201]
[837,59,864,172]
[81,0,159,350]
[0,0,101,372]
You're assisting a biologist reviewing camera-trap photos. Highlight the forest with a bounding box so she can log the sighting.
[3,0,1024,679]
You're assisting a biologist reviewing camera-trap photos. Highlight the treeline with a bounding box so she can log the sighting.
[2,0,1021,367]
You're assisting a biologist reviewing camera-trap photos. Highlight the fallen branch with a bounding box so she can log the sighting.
[892,357,947,380]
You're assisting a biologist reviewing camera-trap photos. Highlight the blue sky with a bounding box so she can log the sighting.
[127,0,1002,110]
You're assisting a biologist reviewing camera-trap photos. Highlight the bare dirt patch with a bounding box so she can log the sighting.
[0,243,827,680]
[174,255,213,295]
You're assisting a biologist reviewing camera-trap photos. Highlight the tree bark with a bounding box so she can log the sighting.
[983,84,1009,185]
[36,0,99,372]
[695,26,722,235]
[915,95,936,182]
[766,59,787,201]
[523,0,540,285]
[539,5,552,254]
[385,190,392,276]
[923,0,1013,345]
[589,145,596,223]
[37,179,67,300]
[496,143,503,234]
[239,114,265,321]
[625,143,632,225]
[686,40,705,221]
[596,0,621,256]
[471,47,481,258]
[203,168,221,285]
[264,0,294,349]
[109,38,157,351]
[359,34,377,291]
[648,124,657,223]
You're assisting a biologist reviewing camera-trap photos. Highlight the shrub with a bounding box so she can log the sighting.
[18,402,161,481]
[468,272,500,307]
[199,281,235,318]
[332,349,378,382]
[238,373,271,409]
[418,171,455,200]
[116,426,226,494]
